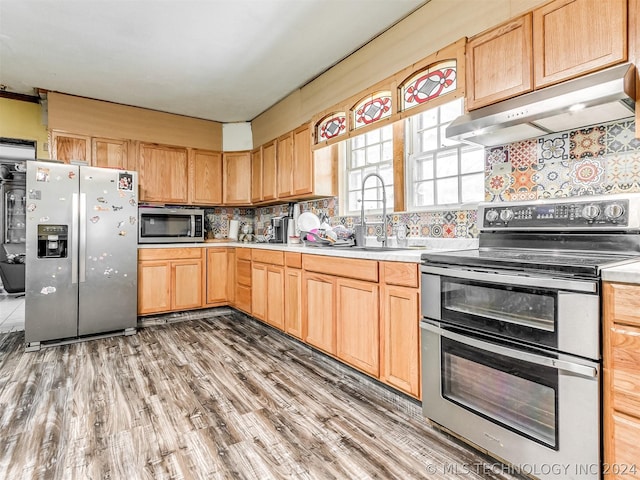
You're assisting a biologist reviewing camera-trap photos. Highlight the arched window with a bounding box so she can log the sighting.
[400,60,457,111]
[316,112,347,142]
[352,91,392,129]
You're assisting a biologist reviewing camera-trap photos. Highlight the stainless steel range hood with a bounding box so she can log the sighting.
[446,63,636,147]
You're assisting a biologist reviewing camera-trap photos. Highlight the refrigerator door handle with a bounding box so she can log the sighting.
[79,193,87,283]
[71,193,79,284]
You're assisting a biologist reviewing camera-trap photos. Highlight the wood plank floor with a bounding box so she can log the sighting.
[0,311,527,480]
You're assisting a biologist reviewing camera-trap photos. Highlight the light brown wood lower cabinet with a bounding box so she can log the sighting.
[380,284,420,398]
[284,267,302,338]
[138,248,205,315]
[206,248,229,305]
[138,260,172,314]
[234,248,252,314]
[603,282,640,479]
[379,261,421,399]
[252,262,267,321]
[336,278,379,377]
[302,272,336,355]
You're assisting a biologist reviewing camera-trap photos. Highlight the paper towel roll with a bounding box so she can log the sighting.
[228,220,239,240]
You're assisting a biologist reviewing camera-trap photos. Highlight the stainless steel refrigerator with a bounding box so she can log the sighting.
[25,160,138,349]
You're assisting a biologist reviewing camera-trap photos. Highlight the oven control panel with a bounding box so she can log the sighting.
[480,198,632,229]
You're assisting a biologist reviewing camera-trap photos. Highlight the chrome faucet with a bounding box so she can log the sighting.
[359,172,388,247]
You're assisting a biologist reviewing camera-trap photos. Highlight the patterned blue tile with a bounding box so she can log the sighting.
[606,118,640,154]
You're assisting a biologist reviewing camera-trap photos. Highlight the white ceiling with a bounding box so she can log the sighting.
[0,0,428,122]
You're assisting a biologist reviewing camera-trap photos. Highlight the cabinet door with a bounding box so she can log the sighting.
[223,151,252,204]
[292,124,313,196]
[284,267,302,338]
[235,256,252,314]
[51,131,91,163]
[189,149,222,205]
[172,260,203,310]
[533,0,627,89]
[277,132,293,198]
[303,272,336,355]
[206,248,228,304]
[252,263,267,321]
[605,411,640,480]
[251,148,263,203]
[266,265,285,330]
[92,137,128,169]
[381,285,420,398]
[336,278,379,377]
[466,14,533,110]
[139,144,189,203]
[138,260,171,314]
[262,141,277,201]
[227,249,236,304]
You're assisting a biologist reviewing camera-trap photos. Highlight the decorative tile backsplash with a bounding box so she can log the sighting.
[485,117,640,201]
[202,117,638,241]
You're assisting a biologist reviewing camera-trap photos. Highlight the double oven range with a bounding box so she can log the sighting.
[420,194,640,479]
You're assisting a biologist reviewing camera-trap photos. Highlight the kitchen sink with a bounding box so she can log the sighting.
[350,246,411,252]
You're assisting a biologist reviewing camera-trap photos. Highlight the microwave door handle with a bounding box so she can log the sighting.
[190,215,195,237]
[421,321,598,379]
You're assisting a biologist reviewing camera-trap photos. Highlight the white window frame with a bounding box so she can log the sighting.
[405,98,484,211]
[340,124,394,216]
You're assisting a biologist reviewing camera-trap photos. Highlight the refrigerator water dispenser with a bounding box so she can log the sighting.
[37,224,68,258]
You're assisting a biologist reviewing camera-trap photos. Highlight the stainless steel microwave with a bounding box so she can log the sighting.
[138,207,204,243]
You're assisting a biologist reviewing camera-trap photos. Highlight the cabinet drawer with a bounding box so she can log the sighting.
[303,254,378,282]
[606,283,640,327]
[607,411,640,479]
[138,247,203,261]
[609,325,640,417]
[236,248,252,260]
[237,259,252,286]
[285,251,302,269]
[381,261,418,287]
[252,249,284,265]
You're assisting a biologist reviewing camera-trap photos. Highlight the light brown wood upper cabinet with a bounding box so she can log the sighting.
[188,149,222,205]
[262,140,277,201]
[92,137,128,169]
[533,0,627,89]
[222,151,251,205]
[276,131,293,198]
[251,147,263,203]
[292,124,313,196]
[138,143,189,203]
[51,131,91,163]
[466,14,533,110]
[466,0,627,110]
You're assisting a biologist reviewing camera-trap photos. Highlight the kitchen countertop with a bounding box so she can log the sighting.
[138,238,479,263]
[602,260,640,284]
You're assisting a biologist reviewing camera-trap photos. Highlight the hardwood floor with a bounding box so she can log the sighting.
[0,311,526,480]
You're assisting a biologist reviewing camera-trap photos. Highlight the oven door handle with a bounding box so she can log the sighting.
[420,265,597,293]
[421,321,598,379]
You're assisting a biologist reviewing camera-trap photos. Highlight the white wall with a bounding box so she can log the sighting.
[222,122,253,151]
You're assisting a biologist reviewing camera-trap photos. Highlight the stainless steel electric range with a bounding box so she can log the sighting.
[420,194,640,480]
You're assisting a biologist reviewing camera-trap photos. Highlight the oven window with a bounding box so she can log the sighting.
[443,277,556,331]
[140,214,191,237]
[442,336,558,449]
